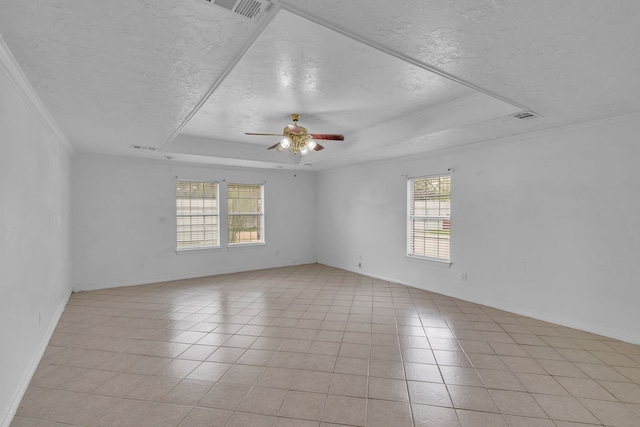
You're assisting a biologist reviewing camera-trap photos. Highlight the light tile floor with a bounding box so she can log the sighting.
[12,264,640,427]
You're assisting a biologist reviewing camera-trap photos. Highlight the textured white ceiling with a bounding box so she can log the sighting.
[1,0,639,170]
[180,9,480,141]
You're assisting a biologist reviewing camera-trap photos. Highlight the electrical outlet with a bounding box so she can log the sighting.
[461,272,468,281]
[139,264,144,270]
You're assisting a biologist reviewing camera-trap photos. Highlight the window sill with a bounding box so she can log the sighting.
[227,242,266,249]
[406,254,452,267]
[175,246,221,254]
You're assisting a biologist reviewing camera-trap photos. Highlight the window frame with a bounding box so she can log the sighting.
[227,183,265,247]
[407,173,451,263]
[175,180,220,251]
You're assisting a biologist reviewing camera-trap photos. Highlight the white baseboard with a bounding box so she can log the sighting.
[73,258,318,292]
[0,290,71,427]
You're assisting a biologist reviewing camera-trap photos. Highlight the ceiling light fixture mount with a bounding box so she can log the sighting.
[245,113,345,156]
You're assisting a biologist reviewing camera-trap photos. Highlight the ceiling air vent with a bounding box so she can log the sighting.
[132,145,157,151]
[512,110,540,120]
[205,0,271,19]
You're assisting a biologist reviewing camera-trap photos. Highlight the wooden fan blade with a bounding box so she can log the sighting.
[310,134,344,141]
[313,143,325,151]
[246,133,285,137]
[267,142,280,150]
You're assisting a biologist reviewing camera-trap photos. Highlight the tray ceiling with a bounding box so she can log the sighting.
[0,0,639,170]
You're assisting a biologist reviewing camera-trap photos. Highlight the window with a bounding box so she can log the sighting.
[176,181,219,250]
[408,174,451,261]
[228,183,264,245]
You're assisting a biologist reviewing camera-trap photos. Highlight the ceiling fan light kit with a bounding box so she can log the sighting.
[246,114,344,156]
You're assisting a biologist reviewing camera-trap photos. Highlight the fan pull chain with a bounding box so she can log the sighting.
[293,154,297,177]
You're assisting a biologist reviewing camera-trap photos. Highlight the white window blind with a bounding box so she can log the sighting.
[176,181,219,250]
[228,183,264,245]
[408,174,451,261]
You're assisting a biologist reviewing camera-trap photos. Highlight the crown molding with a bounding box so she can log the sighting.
[0,34,74,154]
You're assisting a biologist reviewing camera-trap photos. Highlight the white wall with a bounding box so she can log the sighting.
[0,40,72,426]
[72,154,317,290]
[317,114,640,344]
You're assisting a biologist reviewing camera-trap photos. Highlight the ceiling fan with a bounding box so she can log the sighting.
[245,114,345,155]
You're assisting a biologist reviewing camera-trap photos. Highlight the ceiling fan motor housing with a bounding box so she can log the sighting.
[283,122,314,154]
